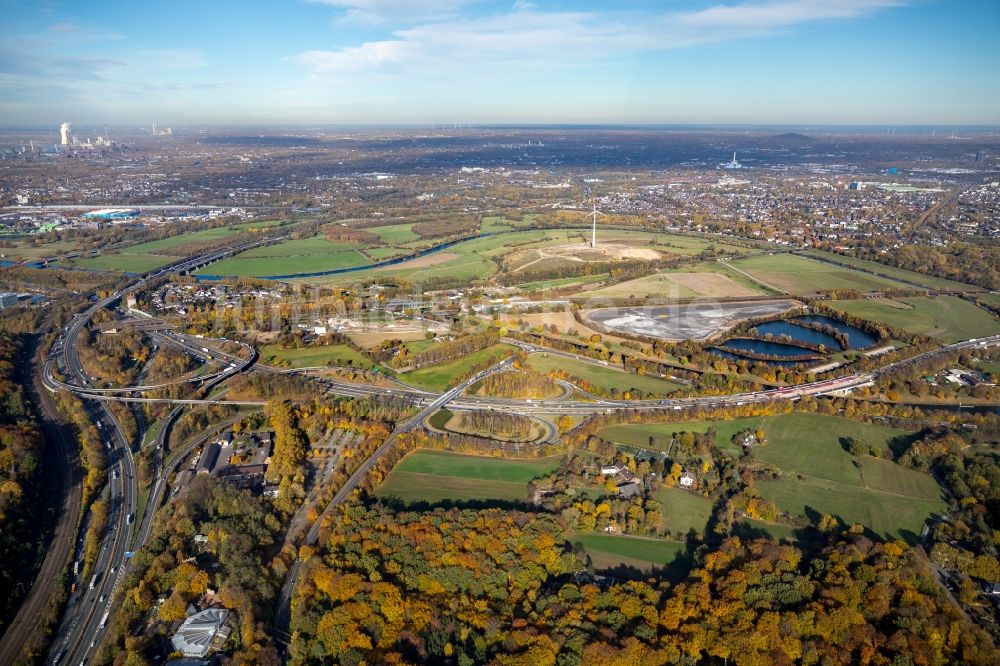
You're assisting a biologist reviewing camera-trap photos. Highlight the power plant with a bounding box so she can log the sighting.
[60,122,71,145]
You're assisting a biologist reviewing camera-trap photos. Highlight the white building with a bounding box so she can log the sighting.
[170,608,230,658]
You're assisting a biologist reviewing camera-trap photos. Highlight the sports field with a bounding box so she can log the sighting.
[568,533,686,570]
[601,411,943,541]
[375,449,560,503]
[830,296,999,343]
[525,354,683,396]
[801,249,979,291]
[657,487,715,536]
[261,343,372,369]
[400,343,516,391]
[725,253,911,295]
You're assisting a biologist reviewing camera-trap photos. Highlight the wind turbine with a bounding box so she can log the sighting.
[585,196,605,249]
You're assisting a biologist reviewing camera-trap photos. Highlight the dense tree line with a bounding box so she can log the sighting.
[0,332,47,630]
[288,505,998,665]
[854,242,1000,291]
[106,477,283,666]
[455,410,535,441]
[896,429,1000,634]
[477,370,560,399]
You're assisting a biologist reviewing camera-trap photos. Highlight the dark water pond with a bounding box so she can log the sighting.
[752,320,842,350]
[721,338,818,358]
[791,315,879,349]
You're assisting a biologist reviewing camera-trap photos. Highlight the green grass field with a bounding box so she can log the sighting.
[568,533,686,570]
[400,343,517,391]
[402,339,440,354]
[199,249,371,277]
[726,253,911,295]
[261,343,372,368]
[601,416,764,455]
[526,354,683,396]
[802,249,978,291]
[69,253,177,273]
[657,487,715,536]
[368,223,419,244]
[375,449,559,503]
[830,296,999,343]
[601,411,942,542]
[756,476,944,542]
[117,220,284,255]
[580,269,761,299]
[516,273,609,291]
[364,247,411,260]
[236,235,363,257]
[737,518,800,541]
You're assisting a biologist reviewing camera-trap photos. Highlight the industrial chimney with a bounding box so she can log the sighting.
[60,122,71,145]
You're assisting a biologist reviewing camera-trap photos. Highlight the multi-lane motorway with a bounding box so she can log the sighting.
[44,238,281,666]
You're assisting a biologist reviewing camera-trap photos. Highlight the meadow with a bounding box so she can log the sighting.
[66,220,285,273]
[600,411,944,541]
[368,223,420,244]
[656,487,715,536]
[375,449,560,503]
[801,249,979,291]
[601,416,764,455]
[400,343,517,391]
[526,354,683,396]
[830,296,999,343]
[579,270,760,300]
[260,343,373,369]
[567,533,686,571]
[724,253,911,295]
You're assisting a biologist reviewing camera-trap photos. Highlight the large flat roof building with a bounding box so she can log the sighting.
[170,608,229,658]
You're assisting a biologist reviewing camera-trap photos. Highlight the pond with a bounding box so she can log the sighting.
[720,338,819,358]
[751,320,842,350]
[790,315,879,350]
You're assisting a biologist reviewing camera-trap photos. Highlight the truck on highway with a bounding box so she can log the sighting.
[99,610,109,629]
[89,573,99,590]
[73,560,80,576]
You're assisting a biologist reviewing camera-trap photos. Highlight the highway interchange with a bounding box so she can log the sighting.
[24,239,1000,665]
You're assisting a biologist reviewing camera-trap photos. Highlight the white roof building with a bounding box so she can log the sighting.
[171,608,229,658]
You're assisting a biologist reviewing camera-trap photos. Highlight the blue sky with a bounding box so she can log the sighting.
[2,0,998,125]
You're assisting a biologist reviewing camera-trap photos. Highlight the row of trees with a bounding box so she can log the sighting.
[395,331,498,369]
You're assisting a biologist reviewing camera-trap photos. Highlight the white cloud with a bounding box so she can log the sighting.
[308,0,477,24]
[295,0,904,84]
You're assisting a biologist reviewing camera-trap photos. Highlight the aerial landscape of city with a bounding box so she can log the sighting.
[0,1,999,665]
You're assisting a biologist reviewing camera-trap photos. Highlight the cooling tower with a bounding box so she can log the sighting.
[60,122,71,145]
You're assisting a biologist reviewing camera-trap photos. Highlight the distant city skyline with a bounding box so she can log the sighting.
[2,0,998,126]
